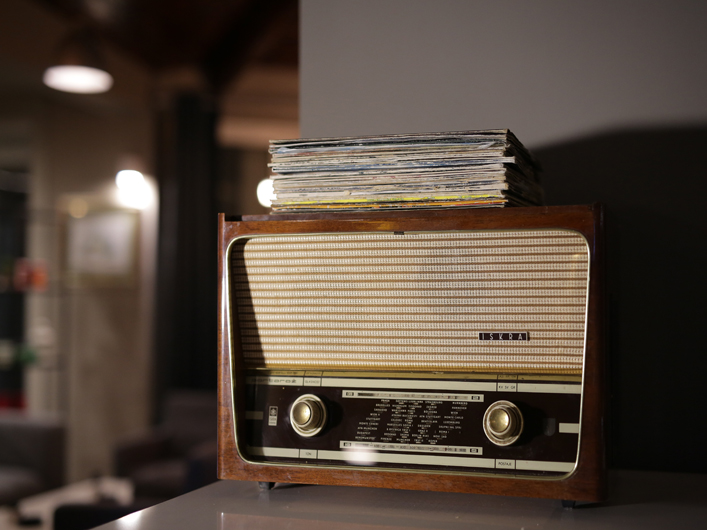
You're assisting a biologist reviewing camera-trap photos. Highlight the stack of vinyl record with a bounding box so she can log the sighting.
[267,129,543,213]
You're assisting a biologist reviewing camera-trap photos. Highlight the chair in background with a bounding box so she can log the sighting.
[0,412,65,506]
[113,390,218,503]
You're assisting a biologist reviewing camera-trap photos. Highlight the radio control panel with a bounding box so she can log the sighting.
[240,370,582,478]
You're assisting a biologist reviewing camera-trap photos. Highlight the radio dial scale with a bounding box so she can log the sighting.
[244,370,581,476]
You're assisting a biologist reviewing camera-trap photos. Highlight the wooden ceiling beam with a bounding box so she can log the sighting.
[201,0,296,94]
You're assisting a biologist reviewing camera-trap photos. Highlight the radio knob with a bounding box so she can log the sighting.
[290,394,327,437]
[483,401,523,446]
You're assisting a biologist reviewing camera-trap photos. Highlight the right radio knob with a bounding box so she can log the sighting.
[483,400,524,446]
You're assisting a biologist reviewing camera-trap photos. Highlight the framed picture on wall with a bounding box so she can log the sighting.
[64,207,139,288]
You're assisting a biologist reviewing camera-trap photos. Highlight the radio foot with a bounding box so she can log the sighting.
[258,481,276,491]
[561,500,576,509]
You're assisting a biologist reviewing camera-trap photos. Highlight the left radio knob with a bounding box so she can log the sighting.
[290,394,327,437]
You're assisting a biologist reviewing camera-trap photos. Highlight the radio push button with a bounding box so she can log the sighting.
[483,401,524,446]
[290,394,327,437]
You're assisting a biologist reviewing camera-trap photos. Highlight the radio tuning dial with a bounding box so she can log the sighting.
[290,394,327,437]
[483,401,524,446]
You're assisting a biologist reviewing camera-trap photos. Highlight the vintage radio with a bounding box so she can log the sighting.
[218,204,606,503]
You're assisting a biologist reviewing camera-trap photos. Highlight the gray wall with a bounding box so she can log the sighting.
[300,0,707,473]
[301,0,707,145]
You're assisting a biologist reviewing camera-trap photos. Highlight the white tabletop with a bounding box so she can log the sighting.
[95,469,707,530]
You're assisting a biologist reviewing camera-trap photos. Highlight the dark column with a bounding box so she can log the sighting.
[154,92,218,408]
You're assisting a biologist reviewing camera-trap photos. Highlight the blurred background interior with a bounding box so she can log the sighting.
[1,0,706,529]
[0,0,297,525]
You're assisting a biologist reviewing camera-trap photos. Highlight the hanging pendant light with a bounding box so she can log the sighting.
[43,28,113,94]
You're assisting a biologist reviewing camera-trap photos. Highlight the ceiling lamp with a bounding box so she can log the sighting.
[43,29,113,94]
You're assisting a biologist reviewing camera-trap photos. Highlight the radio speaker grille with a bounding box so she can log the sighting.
[231,229,589,374]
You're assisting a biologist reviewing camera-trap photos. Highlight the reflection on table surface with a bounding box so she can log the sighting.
[221,513,405,530]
